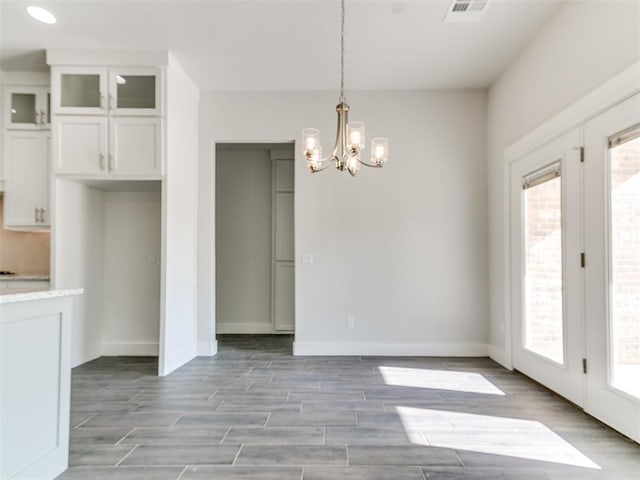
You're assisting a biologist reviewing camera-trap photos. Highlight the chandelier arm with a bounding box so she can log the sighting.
[356,158,383,168]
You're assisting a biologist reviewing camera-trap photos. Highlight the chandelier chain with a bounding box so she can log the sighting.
[340,0,345,102]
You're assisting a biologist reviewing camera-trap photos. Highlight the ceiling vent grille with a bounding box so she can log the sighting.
[444,0,490,22]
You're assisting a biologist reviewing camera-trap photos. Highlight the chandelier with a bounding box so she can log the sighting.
[301,0,389,177]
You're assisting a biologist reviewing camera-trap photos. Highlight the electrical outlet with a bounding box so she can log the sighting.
[346,316,355,328]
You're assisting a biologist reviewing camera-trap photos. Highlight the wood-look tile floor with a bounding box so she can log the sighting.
[57,335,640,479]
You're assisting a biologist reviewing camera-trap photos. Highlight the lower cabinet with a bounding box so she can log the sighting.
[3,130,50,229]
[53,116,161,177]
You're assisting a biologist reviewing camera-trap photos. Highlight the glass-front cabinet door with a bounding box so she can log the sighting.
[51,66,108,115]
[109,68,161,116]
[4,87,50,130]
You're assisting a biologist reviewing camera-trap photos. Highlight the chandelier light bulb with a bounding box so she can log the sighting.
[347,122,365,152]
[302,128,320,157]
[372,138,389,165]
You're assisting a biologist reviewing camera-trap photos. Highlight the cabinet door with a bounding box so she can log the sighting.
[52,66,107,115]
[274,262,295,331]
[109,68,162,116]
[5,87,40,130]
[110,117,162,176]
[3,132,48,228]
[54,116,108,175]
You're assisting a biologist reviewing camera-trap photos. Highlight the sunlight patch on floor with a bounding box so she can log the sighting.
[378,366,505,396]
[395,406,601,469]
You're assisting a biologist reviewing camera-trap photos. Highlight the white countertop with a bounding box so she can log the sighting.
[0,288,83,304]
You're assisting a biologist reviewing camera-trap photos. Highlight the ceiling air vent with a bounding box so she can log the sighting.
[444,0,490,22]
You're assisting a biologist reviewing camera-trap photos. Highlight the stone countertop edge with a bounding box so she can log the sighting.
[0,288,84,305]
[0,275,51,281]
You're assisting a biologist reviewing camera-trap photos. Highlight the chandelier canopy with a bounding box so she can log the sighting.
[301,0,389,177]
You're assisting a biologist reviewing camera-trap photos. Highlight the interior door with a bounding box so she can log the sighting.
[510,128,585,406]
[584,93,640,442]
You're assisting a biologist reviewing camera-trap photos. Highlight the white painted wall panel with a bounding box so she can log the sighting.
[53,179,104,366]
[102,191,161,355]
[198,90,488,355]
[215,147,272,333]
[159,56,200,375]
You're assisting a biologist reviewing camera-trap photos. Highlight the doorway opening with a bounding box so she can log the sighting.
[215,143,295,341]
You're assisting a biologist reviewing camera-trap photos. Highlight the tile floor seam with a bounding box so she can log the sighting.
[174,465,188,480]
[114,444,139,467]
[114,427,136,446]
[231,444,243,465]
[219,426,232,444]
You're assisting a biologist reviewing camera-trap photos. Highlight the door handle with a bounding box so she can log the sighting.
[40,110,46,125]
[100,153,106,170]
[35,110,40,125]
[109,94,114,111]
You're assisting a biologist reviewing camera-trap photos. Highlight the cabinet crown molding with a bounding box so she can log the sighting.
[47,49,169,67]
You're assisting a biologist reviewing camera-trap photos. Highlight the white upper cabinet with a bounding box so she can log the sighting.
[109,68,162,116]
[54,116,107,175]
[5,86,51,130]
[51,64,164,177]
[3,130,50,229]
[52,67,108,116]
[52,66,161,116]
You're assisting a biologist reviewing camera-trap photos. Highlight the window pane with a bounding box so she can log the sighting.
[524,174,564,363]
[61,74,100,108]
[610,134,640,399]
[11,93,37,124]
[116,75,156,109]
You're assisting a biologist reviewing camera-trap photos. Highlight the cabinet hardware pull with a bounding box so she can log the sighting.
[109,94,114,111]
[35,110,40,125]
[40,110,46,125]
[34,208,39,222]
[100,93,105,109]
[38,208,45,223]
[108,154,114,171]
[99,153,106,169]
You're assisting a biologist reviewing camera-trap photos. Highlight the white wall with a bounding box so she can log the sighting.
[160,55,200,374]
[102,191,161,355]
[487,1,640,365]
[215,147,273,334]
[198,89,489,355]
[53,179,104,367]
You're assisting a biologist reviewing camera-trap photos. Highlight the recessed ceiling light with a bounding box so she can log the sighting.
[27,6,57,24]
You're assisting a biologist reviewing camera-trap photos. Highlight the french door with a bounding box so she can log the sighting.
[584,94,640,442]
[511,94,640,442]
[510,128,585,406]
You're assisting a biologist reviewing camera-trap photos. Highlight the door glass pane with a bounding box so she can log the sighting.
[609,132,640,399]
[524,171,564,363]
[61,74,100,108]
[116,75,156,109]
[11,93,37,124]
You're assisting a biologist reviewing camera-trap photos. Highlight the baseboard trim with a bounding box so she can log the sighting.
[217,322,274,334]
[101,341,159,357]
[198,340,218,356]
[292,341,489,357]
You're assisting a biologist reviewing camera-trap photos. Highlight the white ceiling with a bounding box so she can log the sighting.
[0,0,563,91]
